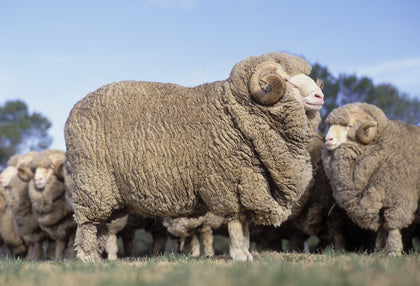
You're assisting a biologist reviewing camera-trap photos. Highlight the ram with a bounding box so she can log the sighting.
[65,51,324,261]
[322,103,420,254]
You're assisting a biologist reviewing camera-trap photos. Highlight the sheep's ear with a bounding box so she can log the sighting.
[316,78,324,89]
[249,62,286,105]
[356,121,378,144]
[0,194,5,213]
[54,161,65,182]
[17,166,34,182]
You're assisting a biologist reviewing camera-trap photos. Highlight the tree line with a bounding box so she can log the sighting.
[1,64,419,168]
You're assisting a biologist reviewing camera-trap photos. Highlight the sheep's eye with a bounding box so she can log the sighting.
[348,124,353,128]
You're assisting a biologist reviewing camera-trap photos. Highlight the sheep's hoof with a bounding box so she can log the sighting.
[387,251,401,257]
[230,248,253,262]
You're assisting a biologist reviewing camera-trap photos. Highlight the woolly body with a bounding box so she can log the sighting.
[322,103,420,254]
[65,52,321,261]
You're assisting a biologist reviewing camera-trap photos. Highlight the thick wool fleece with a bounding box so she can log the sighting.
[28,150,75,241]
[3,152,47,244]
[0,186,27,254]
[65,51,318,230]
[322,103,420,231]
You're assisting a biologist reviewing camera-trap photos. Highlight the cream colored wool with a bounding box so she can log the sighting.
[28,150,76,260]
[0,186,27,256]
[2,152,48,260]
[65,51,322,261]
[322,103,420,254]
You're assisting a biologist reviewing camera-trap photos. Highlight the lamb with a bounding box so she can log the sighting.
[19,149,77,260]
[321,102,420,254]
[0,152,49,260]
[0,185,27,257]
[64,51,324,261]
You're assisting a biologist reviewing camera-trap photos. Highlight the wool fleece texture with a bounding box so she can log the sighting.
[28,149,76,259]
[322,103,420,254]
[65,51,322,261]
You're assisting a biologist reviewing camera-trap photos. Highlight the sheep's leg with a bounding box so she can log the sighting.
[120,228,135,257]
[75,223,102,262]
[151,232,167,256]
[104,233,118,261]
[375,227,387,253]
[190,234,200,257]
[333,234,345,251]
[201,225,215,257]
[55,240,66,260]
[66,233,76,259]
[27,241,43,261]
[386,229,403,255]
[228,218,253,261]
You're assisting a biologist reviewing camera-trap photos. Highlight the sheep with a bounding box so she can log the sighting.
[321,102,420,255]
[19,149,77,260]
[0,152,49,260]
[64,51,324,261]
[0,185,27,257]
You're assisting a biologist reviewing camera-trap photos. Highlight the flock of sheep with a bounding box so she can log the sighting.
[0,51,419,261]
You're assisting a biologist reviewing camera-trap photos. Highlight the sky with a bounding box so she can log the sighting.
[1,0,419,151]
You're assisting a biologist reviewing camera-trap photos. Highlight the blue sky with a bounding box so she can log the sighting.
[1,0,419,151]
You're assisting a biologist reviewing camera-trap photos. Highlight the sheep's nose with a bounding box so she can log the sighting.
[325,136,333,142]
[315,93,324,100]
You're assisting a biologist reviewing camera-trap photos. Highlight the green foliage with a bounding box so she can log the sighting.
[310,64,420,131]
[0,100,52,168]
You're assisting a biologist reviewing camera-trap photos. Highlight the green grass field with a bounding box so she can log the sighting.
[1,251,420,286]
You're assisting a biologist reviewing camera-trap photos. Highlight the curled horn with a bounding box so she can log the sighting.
[249,62,286,105]
[356,121,378,144]
[18,166,34,182]
[54,161,65,182]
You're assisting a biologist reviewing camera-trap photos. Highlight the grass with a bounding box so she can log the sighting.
[1,251,420,286]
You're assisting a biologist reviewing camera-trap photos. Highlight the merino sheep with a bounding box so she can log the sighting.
[20,150,77,260]
[322,102,420,254]
[0,186,27,257]
[65,51,324,261]
[0,152,49,260]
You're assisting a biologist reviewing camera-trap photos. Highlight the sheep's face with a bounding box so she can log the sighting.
[0,166,18,187]
[325,111,378,150]
[248,62,324,110]
[325,123,352,150]
[33,166,54,190]
[286,74,324,111]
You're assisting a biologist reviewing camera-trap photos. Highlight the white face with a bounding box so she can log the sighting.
[287,74,324,111]
[33,167,54,190]
[0,166,18,187]
[324,124,351,150]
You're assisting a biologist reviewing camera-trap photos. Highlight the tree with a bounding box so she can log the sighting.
[0,100,52,169]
